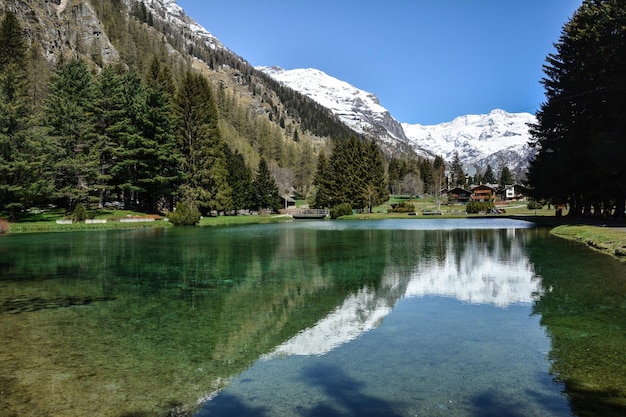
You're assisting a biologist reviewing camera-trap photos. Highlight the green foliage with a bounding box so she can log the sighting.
[313,137,388,211]
[465,201,494,214]
[252,157,281,213]
[168,201,201,226]
[499,165,513,188]
[72,203,88,222]
[528,0,626,217]
[330,202,352,219]
[527,200,544,210]
[483,164,496,184]
[389,201,415,213]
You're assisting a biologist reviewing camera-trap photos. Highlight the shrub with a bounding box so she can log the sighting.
[390,201,415,213]
[466,201,494,214]
[168,202,201,226]
[72,203,88,222]
[330,203,352,219]
[527,200,544,210]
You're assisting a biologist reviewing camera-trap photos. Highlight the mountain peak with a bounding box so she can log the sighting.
[257,66,409,149]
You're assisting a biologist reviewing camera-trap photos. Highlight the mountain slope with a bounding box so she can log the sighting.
[258,66,536,176]
[257,66,414,155]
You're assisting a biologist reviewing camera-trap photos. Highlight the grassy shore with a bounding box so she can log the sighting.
[551,224,626,262]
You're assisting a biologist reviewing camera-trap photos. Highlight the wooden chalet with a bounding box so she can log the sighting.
[470,184,497,202]
[446,187,472,203]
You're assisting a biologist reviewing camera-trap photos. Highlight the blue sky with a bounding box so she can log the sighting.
[177,0,582,125]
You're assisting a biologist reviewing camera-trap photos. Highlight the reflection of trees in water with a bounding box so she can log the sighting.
[527,232,626,417]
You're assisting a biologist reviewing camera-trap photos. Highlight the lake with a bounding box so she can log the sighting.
[0,219,624,416]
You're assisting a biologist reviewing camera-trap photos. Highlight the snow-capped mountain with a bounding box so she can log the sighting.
[403,110,536,176]
[256,66,413,152]
[258,66,536,176]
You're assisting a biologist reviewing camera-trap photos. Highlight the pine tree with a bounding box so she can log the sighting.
[0,12,54,221]
[483,164,496,184]
[252,157,280,213]
[140,59,178,212]
[499,165,513,188]
[175,70,232,214]
[449,152,466,187]
[224,146,253,214]
[45,59,99,209]
[312,150,333,208]
[528,0,626,216]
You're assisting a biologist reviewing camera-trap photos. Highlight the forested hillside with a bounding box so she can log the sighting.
[0,0,445,221]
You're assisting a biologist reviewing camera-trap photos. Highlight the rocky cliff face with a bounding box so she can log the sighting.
[0,0,119,65]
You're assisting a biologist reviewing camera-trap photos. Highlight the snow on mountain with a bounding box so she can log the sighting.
[403,109,536,176]
[257,66,536,176]
[256,66,411,150]
[138,0,223,50]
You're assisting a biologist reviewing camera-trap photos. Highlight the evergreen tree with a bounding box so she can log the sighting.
[293,139,315,197]
[499,165,513,188]
[528,0,626,217]
[449,152,466,187]
[483,164,496,184]
[362,139,389,212]
[140,58,178,211]
[175,70,232,214]
[45,59,99,209]
[224,146,253,214]
[0,12,53,220]
[312,150,333,208]
[252,157,280,213]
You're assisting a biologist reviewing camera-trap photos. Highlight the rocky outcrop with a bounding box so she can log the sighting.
[0,0,119,66]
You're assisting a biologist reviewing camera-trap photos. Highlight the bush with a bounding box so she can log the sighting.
[466,201,494,214]
[330,203,352,219]
[72,203,88,222]
[389,201,415,213]
[527,200,544,210]
[168,202,201,226]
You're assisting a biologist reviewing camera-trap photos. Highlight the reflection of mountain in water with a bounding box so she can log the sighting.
[404,229,543,307]
[266,229,542,357]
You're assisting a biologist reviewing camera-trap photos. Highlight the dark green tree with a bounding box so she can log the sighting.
[252,157,281,213]
[140,58,179,212]
[0,12,53,220]
[483,164,496,184]
[224,146,253,214]
[449,152,466,187]
[499,165,513,188]
[175,70,232,214]
[312,150,333,208]
[528,0,626,217]
[45,58,99,209]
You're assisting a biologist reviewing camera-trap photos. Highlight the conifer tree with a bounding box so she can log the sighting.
[252,157,280,213]
[483,164,496,184]
[528,0,626,216]
[312,150,333,208]
[499,165,513,188]
[449,152,466,187]
[140,59,178,212]
[175,70,232,214]
[224,146,253,214]
[0,12,53,220]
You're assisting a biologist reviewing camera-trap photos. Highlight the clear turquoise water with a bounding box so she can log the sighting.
[1,219,625,416]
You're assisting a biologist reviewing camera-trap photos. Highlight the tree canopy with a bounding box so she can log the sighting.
[527,0,626,217]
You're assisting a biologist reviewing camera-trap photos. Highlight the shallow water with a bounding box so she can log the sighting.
[0,219,624,416]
